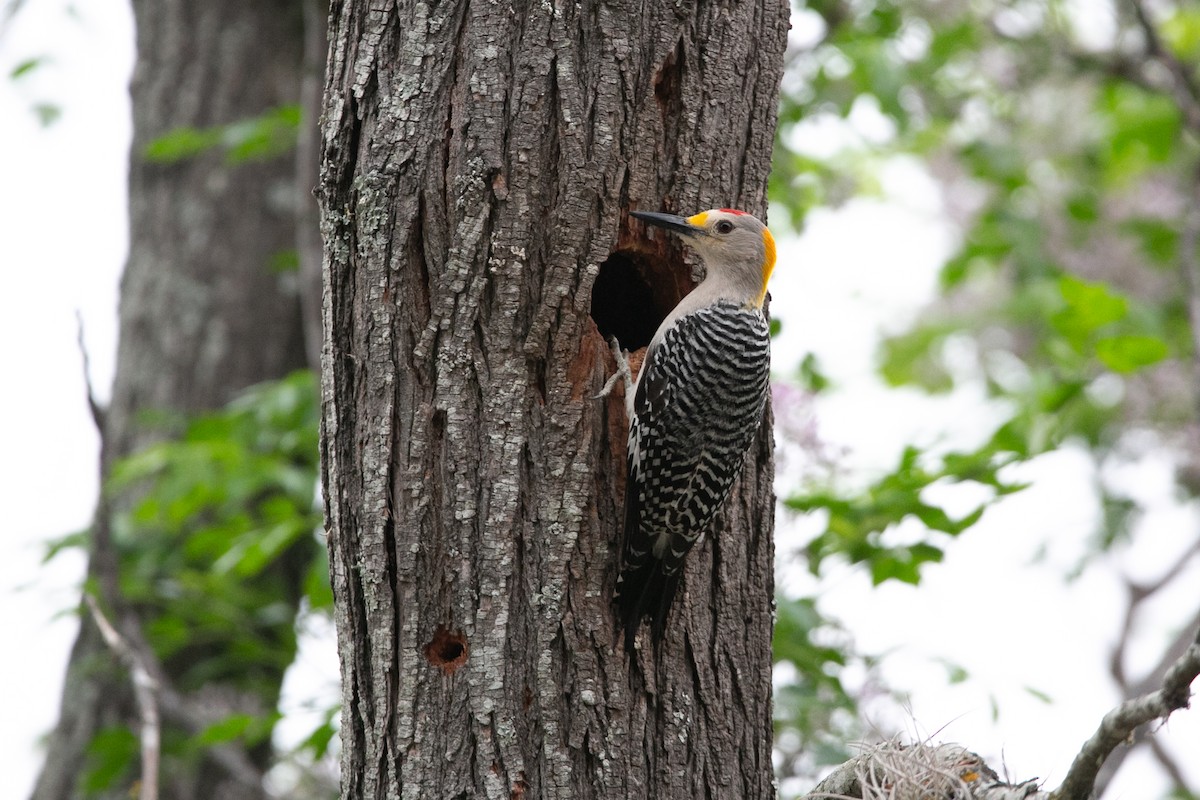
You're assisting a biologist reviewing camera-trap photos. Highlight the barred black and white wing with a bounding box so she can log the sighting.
[615,300,771,648]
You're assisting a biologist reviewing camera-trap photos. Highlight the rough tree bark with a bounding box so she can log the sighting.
[31,2,314,799]
[318,1,789,798]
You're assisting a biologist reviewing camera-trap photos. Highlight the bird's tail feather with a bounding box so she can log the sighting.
[616,558,681,651]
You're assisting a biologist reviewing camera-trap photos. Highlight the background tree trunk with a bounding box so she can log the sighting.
[318,1,788,798]
[31,2,315,798]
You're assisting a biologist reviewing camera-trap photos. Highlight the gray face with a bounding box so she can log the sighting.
[630,209,771,296]
[682,210,768,275]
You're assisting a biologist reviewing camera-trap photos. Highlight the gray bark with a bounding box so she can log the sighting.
[318,1,788,798]
[30,1,313,798]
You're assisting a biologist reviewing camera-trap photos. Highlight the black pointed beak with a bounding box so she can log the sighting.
[630,210,703,237]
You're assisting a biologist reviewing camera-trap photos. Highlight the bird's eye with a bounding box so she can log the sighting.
[715,220,735,234]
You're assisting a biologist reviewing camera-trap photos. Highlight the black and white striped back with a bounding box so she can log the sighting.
[615,300,771,646]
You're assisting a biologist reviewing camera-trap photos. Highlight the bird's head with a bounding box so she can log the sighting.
[630,208,776,308]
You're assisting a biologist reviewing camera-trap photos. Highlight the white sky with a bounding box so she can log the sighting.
[1,2,1197,799]
[1,1,129,794]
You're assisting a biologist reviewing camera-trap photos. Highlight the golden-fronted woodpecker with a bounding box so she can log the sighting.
[607,208,776,649]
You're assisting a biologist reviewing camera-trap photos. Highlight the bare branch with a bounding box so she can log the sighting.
[105,608,267,789]
[1125,0,1200,134]
[1146,735,1189,790]
[1096,603,1200,794]
[1126,604,1200,700]
[86,491,267,792]
[985,21,1163,98]
[1134,539,1200,599]
[1059,48,1164,96]
[1052,627,1200,800]
[798,625,1199,799]
[74,311,106,432]
[85,594,160,800]
[1110,542,1200,689]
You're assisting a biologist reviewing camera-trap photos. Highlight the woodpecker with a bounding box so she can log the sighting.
[608,208,775,650]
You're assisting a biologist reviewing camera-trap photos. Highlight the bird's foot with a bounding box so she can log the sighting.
[595,337,635,402]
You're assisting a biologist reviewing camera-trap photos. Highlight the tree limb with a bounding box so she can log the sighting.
[1095,599,1200,794]
[84,594,160,800]
[103,604,267,790]
[1124,0,1200,135]
[74,310,106,432]
[1052,626,1200,800]
[1146,735,1189,791]
[87,505,266,791]
[799,625,1199,799]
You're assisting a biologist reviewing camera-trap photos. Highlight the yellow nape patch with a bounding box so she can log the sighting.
[756,228,777,307]
[687,211,709,227]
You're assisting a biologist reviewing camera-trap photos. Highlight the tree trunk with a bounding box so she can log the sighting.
[31,2,313,799]
[318,1,788,798]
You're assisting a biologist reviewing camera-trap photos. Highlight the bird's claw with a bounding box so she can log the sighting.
[595,336,635,402]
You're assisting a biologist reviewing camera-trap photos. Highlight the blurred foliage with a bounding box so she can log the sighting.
[787,444,1024,583]
[143,104,302,164]
[9,54,44,78]
[107,370,326,691]
[769,0,1200,792]
[52,371,333,795]
[772,595,860,780]
[5,49,61,125]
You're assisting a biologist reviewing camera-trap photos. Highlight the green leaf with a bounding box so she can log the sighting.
[195,713,256,746]
[870,552,920,585]
[789,441,1014,582]
[10,56,46,80]
[1101,82,1181,181]
[771,593,860,768]
[1024,685,1054,704]
[1119,217,1177,265]
[914,503,983,534]
[298,710,339,759]
[1097,491,1138,549]
[43,529,88,563]
[213,518,308,578]
[1064,190,1099,223]
[1162,8,1200,59]
[144,126,224,162]
[269,249,300,273]
[33,103,61,127]
[797,352,830,393]
[305,552,335,611]
[1094,334,1168,373]
[105,370,322,694]
[83,727,138,792]
[942,659,970,684]
[928,20,979,62]
[1051,275,1127,345]
[879,323,957,392]
[223,104,302,163]
[143,106,301,164]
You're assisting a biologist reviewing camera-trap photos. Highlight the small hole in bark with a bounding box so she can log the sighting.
[424,626,468,674]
